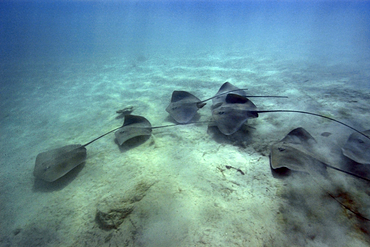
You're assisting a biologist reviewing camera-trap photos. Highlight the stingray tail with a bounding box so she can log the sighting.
[311,174,370,221]
[255,110,370,141]
[323,163,370,182]
[82,127,121,147]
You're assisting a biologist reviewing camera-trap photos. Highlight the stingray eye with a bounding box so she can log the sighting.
[218,111,225,115]
[357,139,364,144]
[119,130,125,134]
[278,147,285,152]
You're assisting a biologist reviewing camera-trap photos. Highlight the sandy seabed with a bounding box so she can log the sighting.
[1,48,370,246]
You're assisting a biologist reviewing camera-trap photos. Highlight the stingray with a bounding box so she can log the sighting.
[166,91,207,124]
[270,127,370,220]
[33,115,181,182]
[270,127,328,173]
[212,93,259,135]
[166,82,285,124]
[114,115,152,145]
[270,127,370,181]
[34,144,88,183]
[212,93,370,140]
[342,129,370,164]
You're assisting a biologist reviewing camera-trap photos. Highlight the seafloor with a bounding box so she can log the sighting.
[1,49,370,246]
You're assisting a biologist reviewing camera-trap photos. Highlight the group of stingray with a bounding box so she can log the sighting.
[34,82,370,185]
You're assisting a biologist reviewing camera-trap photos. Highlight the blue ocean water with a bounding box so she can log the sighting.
[1,1,369,64]
[1,1,370,246]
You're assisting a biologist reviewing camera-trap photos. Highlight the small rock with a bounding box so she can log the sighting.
[321,132,332,137]
[96,205,134,229]
[13,228,21,235]
[95,180,156,230]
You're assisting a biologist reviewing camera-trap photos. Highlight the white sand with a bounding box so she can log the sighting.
[1,49,370,246]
